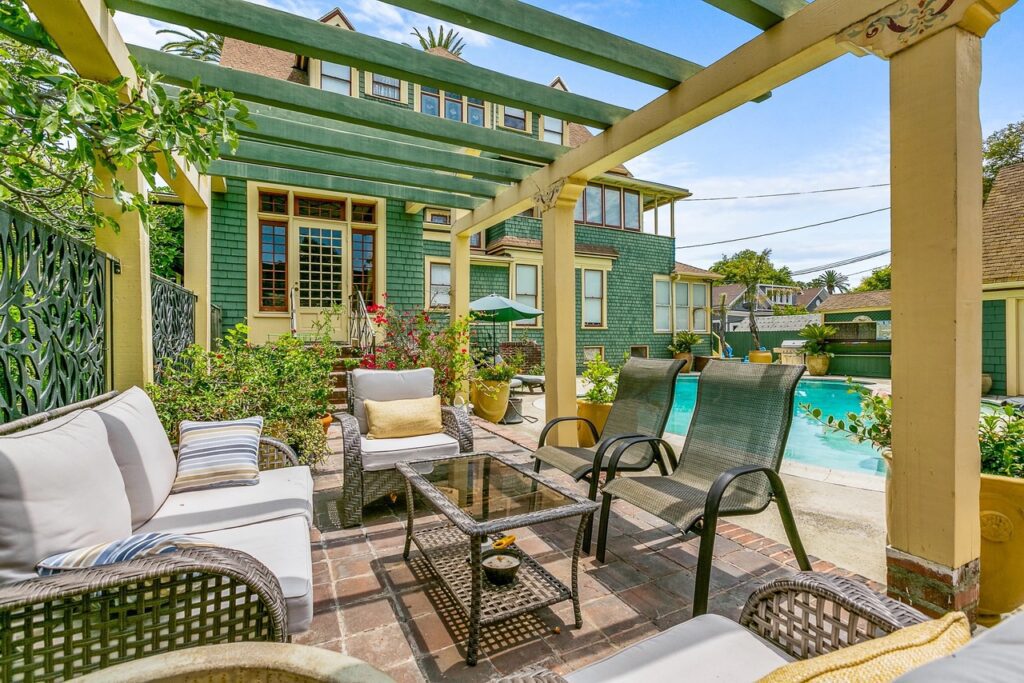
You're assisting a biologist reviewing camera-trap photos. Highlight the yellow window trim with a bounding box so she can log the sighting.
[310,58,359,99]
[538,113,567,145]
[580,267,608,330]
[424,255,452,310]
[496,104,533,135]
[653,274,673,334]
[654,274,711,334]
[363,71,407,103]
[412,84,491,127]
[511,261,542,329]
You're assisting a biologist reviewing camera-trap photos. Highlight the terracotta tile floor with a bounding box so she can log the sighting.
[297,421,882,681]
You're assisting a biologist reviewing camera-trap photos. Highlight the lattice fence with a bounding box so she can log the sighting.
[0,204,110,422]
[151,274,196,375]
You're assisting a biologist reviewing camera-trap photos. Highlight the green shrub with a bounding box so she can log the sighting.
[581,355,618,404]
[668,331,702,354]
[980,405,1024,478]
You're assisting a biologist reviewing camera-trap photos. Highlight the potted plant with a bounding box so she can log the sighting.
[471,359,518,423]
[798,323,838,376]
[668,331,702,373]
[734,250,775,363]
[577,355,618,447]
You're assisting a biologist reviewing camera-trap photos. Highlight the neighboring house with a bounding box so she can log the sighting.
[795,286,830,312]
[209,8,699,370]
[815,290,892,323]
[711,283,823,331]
[731,313,823,333]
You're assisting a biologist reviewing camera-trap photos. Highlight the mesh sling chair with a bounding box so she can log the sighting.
[595,361,811,616]
[532,357,687,551]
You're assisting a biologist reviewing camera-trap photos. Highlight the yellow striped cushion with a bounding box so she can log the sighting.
[757,612,970,683]
[365,396,442,439]
[171,417,263,493]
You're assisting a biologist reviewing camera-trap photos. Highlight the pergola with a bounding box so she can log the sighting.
[22,0,1018,618]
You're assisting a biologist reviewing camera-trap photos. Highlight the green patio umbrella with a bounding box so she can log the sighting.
[469,294,542,360]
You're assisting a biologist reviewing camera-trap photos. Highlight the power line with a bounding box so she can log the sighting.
[680,183,889,202]
[844,263,890,277]
[675,207,890,250]
[791,249,892,276]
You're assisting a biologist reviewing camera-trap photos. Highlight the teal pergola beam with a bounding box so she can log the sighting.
[701,0,808,29]
[209,160,482,210]
[108,0,631,127]
[132,46,562,163]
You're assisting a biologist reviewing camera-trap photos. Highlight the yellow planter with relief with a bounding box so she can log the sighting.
[471,380,510,423]
[805,354,830,376]
[979,473,1024,622]
[749,350,773,364]
[576,400,612,447]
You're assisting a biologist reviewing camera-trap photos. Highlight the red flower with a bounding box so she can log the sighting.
[386,361,397,370]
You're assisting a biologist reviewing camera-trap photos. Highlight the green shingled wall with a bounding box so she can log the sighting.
[384,199,424,311]
[983,299,1007,395]
[210,179,248,331]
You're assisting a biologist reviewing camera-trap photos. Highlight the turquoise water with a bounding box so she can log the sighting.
[665,376,886,477]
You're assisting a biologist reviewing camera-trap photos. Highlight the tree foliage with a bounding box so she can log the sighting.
[148,199,184,280]
[158,28,223,62]
[726,249,776,349]
[983,119,1024,199]
[810,269,850,294]
[856,265,891,292]
[411,24,467,57]
[710,248,795,285]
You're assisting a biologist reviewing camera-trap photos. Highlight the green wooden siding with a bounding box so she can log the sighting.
[823,309,891,322]
[983,299,1007,395]
[210,179,248,331]
[384,200,425,312]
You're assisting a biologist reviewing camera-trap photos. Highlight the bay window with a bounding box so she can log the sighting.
[692,283,708,331]
[674,281,690,331]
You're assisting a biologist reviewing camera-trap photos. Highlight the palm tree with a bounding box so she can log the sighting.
[734,249,775,350]
[158,28,224,62]
[812,269,851,294]
[410,25,466,57]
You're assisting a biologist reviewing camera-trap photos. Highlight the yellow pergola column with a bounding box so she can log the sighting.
[451,232,471,321]
[95,166,154,389]
[184,178,212,349]
[540,178,587,446]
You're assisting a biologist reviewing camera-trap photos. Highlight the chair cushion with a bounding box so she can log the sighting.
[0,410,133,583]
[136,466,314,535]
[36,531,212,575]
[350,367,434,433]
[895,610,1024,682]
[195,515,312,634]
[172,417,263,493]
[359,432,460,472]
[95,387,178,528]
[758,611,970,683]
[566,614,789,683]
[365,395,442,440]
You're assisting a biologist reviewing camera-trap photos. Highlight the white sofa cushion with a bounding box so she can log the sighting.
[195,515,312,634]
[895,610,1024,682]
[359,433,460,472]
[349,367,434,433]
[565,614,789,683]
[95,387,178,528]
[0,410,133,583]
[137,466,314,535]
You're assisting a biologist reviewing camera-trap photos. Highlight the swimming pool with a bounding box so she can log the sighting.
[664,376,886,477]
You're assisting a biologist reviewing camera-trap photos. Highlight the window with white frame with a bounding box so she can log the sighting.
[654,277,672,332]
[655,279,712,333]
[692,283,708,331]
[514,264,539,326]
[321,62,352,96]
[371,74,401,100]
[428,261,451,308]
[673,281,689,331]
[542,116,563,144]
[582,269,605,328]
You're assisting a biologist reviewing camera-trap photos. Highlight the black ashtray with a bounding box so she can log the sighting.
[480,548,522,585]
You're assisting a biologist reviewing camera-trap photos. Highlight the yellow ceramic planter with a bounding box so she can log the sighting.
[749,350,773,364]
[673,352,694,373]
[471,380,510,423]
[577,400,612,447]
[979,473,1024,622]
[805,354,830,376]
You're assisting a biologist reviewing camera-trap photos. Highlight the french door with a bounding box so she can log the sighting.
[292,220,348,340]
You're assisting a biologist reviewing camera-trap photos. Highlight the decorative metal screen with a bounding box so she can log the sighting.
[0,204,109,422]
[298,226,344,308]
[151,275,196,375]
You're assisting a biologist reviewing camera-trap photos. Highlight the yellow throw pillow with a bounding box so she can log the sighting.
[365,395,443,439]
[757,612,970,683]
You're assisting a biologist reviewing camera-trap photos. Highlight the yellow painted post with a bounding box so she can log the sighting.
[451,232,471,322]
[184,179,212,349]
[887,26,983,619]
[94,166,154,389]
[540,178,586,446]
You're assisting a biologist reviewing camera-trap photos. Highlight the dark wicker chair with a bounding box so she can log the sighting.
[532,357,686,551]
[595,361,810,615]
[0,394,294,682]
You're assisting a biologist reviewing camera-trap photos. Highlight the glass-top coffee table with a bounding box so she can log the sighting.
[396,453,599,666]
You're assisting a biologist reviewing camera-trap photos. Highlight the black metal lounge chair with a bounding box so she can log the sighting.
[595,360,811,616]
[532,356,687,551]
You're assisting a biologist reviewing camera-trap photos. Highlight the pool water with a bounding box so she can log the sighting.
[665,376,886,477]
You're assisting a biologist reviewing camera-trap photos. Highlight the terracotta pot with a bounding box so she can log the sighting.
[320,414,333,433]
[673,351,694,373]
[471,380,510,423]
[576,400,612,447]
[982,373,994,395]
[749,350,773,364]
[979,473,1024,623]
[805,354,830,377]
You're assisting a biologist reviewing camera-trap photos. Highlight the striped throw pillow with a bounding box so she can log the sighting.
[171,417,263,493]
[37,532,214,575]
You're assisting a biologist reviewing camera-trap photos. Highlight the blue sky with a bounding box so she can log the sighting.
[116,0,1024,286]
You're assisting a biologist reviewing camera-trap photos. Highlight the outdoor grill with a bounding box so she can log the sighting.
[774,339,807,366]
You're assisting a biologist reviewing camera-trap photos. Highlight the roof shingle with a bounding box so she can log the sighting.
[982,162,1024,284]
[815,290,891,312]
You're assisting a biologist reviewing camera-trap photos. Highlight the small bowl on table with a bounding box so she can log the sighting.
[481,548,522,585]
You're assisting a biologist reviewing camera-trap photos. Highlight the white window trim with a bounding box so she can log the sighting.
[655,277,713,334]
[512,262,542,328]
[425,256,452,309]
[581,267,608,330]
[653,275,673,333]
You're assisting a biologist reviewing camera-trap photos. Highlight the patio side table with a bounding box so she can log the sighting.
[396,453,599,666]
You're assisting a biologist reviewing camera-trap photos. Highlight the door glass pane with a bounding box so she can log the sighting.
[260,222,287,311]
[585,186,602,224]
[604,187,621,227]
[624,191,641,230]
[298,226,344,308]
[429,263,451,307]
[351,230,375,306]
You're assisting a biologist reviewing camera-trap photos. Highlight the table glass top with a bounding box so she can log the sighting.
[407,454,577,523]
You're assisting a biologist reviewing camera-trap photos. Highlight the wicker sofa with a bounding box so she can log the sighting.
[0,388,314,681]
[335,368,474,527]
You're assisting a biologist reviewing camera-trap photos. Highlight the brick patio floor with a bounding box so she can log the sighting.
[297,420,883,682]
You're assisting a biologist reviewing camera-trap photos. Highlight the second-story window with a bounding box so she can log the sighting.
[428,262,451,308]
[321,62,351,96]
[542,116,563,144]
[372,74,401,101]
[574,184,643,230]
[420,86,441,116]
[444,91,463,122]
[503,106,527,131]
[467,97,485,126]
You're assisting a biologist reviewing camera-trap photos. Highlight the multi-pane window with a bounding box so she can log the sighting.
[372,74,401,100]
[542,116,563,144]
[298,227,344,308]
[469,231,483,249]
[428,262,451,307]
[514,264,539,326]
[421,89,486,126]
[467,97,485,126]
[503,106,527,131]
[584,185,602,224]
[444,91,463,122]
[295,196,345,220]
[259,221,288,311]
[674,281,690,331]
[623,191,641,230]
[321,62,352,96]
[604,187,622,228]
[426,209,451,225]
[654,278,672,332]
[420,86,441,116]
[692,284,708,332]
[351,229,375,306]
[259,191,287,214]
[582,269,605,328]
[575,184,643,229]
[351,202,376,224]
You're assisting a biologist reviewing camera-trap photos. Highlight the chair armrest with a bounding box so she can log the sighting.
[605,436,677,481]
[0,546,288,680]
[258,436,299,469]
[739,571,929,660]
[441,405,474,453]
[538,416,598,447]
